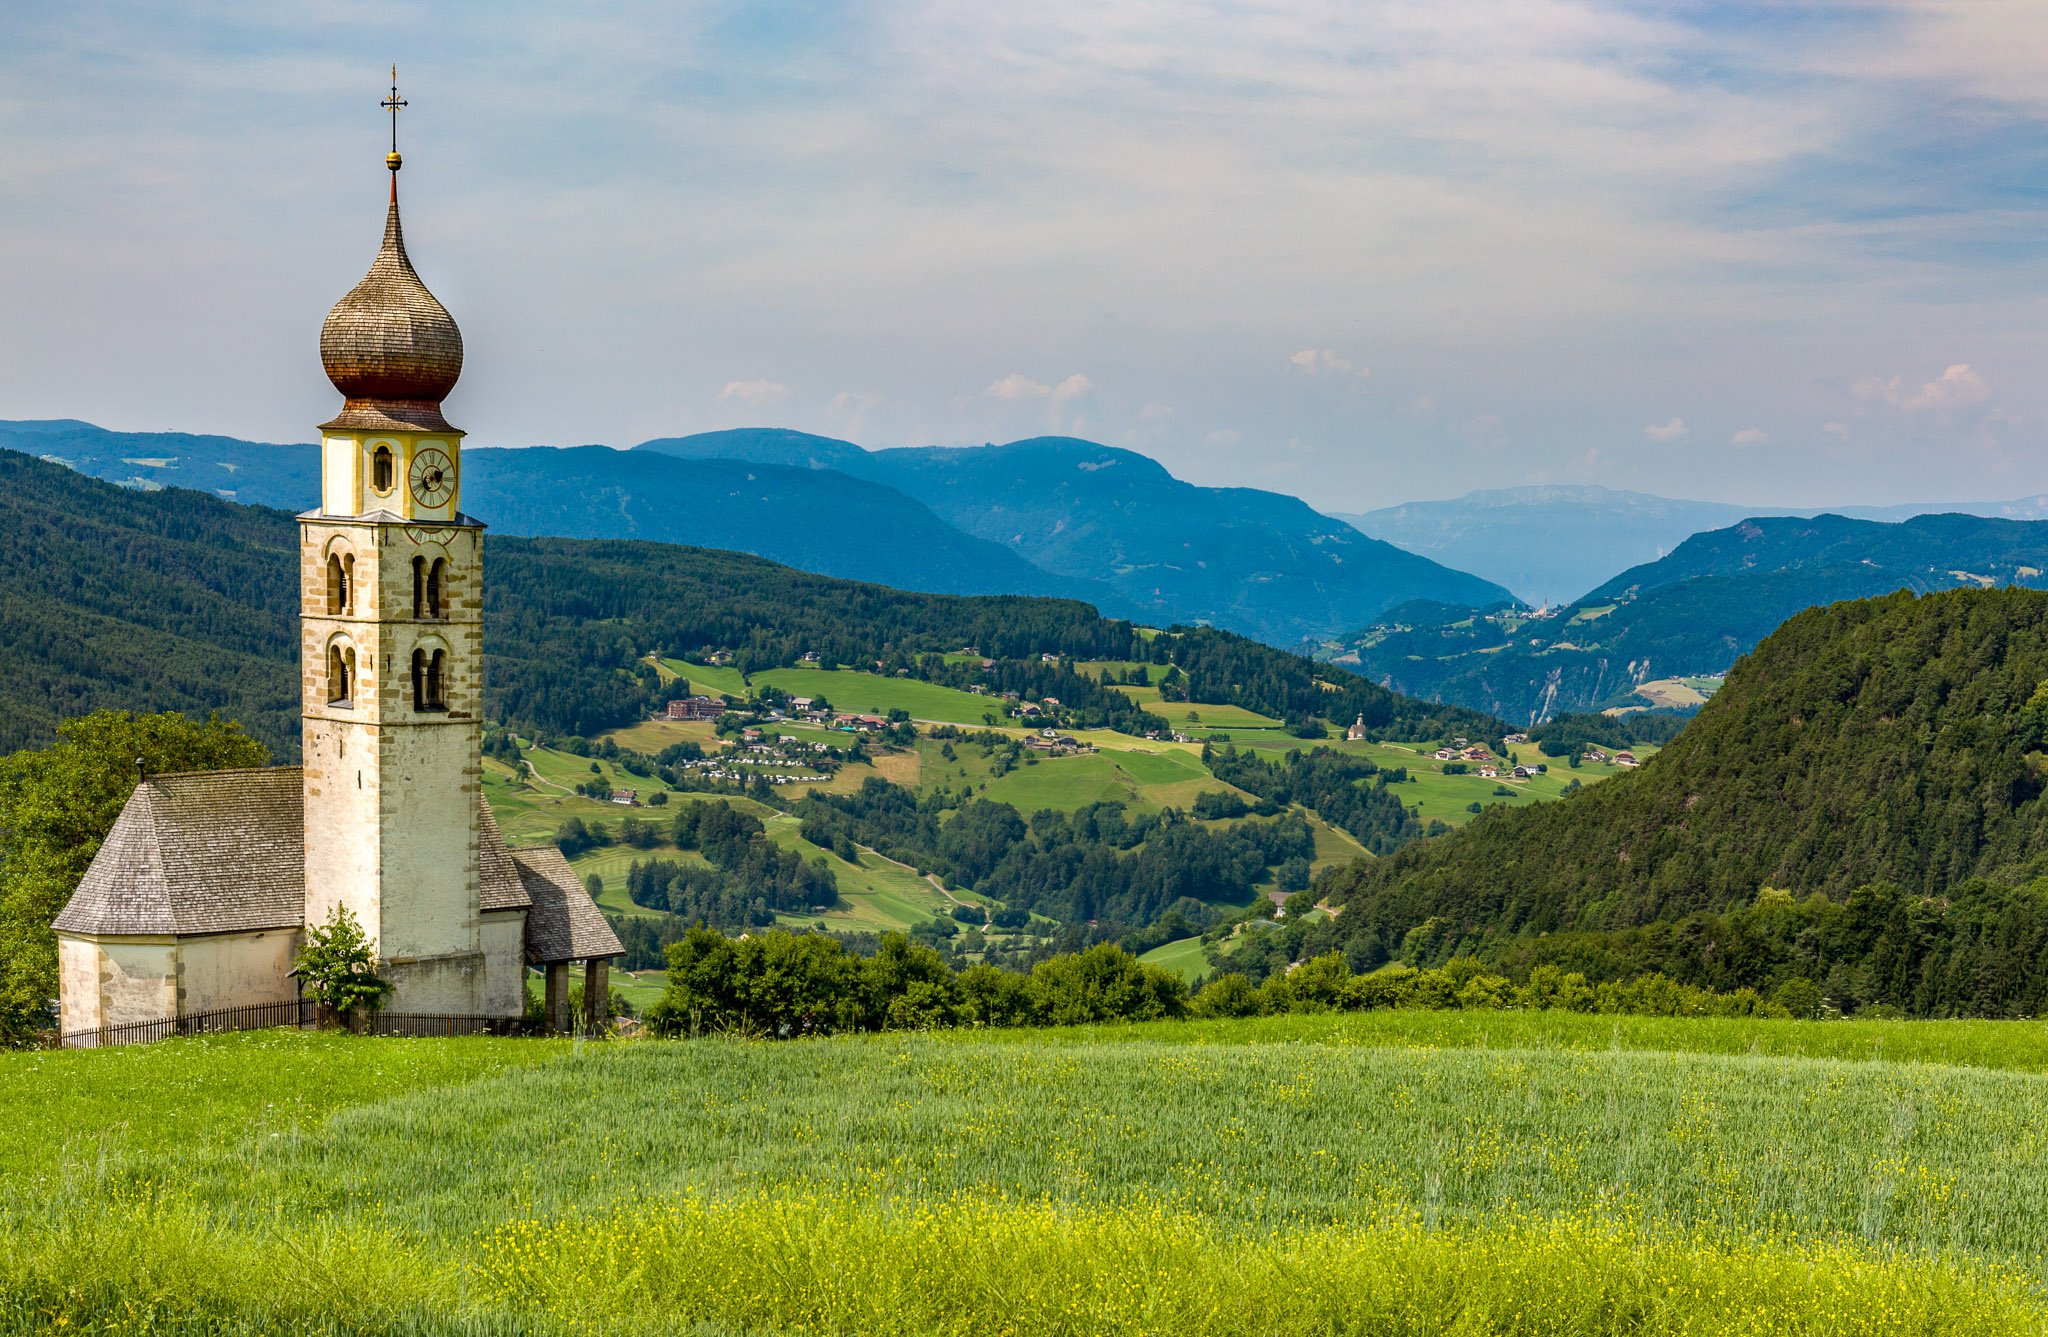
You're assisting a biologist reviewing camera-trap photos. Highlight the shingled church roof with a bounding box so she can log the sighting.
[512,845,624,964]
[53,768,305,937]
[477,802,531,913]
[53,769,613,962]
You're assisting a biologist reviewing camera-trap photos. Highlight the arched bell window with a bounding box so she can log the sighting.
[325,552,355,615]
[327,643,355,707]
[371,445,395,494]
[412,647,448,711]
[412,556,448,620]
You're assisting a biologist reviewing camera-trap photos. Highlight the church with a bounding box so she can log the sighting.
[52,109,620,1043]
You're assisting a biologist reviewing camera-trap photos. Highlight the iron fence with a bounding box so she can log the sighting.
[56,1000,604,1048]
[59,997,314,1049]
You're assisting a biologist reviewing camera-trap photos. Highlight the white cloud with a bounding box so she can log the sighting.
[1463,414,1506,447]
[1644,417,1687,442]
[1404,396,1437,419]
[1205,428,1242,447]
[829,390,882,415]
[717,379,788,405]
[1289,348,1367,378]
[1904,364,1988,411]
[1730,427,1768,446]
[1823,421,1849,438]
[1139,402,1174,422]
[987,373,1050,400]
[1051,373,1092,405]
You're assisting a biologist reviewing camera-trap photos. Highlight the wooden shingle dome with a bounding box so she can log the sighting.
[319,181,463,433]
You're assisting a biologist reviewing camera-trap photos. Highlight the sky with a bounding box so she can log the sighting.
[3,2,2047,512]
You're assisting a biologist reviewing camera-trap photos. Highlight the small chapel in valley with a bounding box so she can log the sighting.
[53,96,620,1042]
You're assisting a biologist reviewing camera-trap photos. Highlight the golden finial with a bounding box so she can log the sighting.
[381,64,407,172]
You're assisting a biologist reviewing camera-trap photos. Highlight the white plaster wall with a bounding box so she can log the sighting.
[382,953,485,1014]
[479,911,528,1018]
[57,935,103,1034]
[179,932,299,1014]
[98,939,179,1027]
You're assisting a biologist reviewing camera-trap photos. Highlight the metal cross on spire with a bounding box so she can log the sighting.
[382,65,407,171]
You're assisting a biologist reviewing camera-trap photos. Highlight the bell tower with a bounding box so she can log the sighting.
[301,71,487,1013]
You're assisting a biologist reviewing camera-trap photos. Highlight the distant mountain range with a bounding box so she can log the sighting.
[1322,511,2048,724]
[5,420,1513,646]
[638,429,1514,645]
[1338,484,2048,608]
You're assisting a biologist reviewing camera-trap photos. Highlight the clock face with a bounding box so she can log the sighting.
[409,448,454,508]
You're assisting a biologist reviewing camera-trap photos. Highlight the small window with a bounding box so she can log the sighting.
[371,446,394,494]
[413,647,447,711]
[427,558,447,619]
[327,644,354,706]
[325,555,346,615]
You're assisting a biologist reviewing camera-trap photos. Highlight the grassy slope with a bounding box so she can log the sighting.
[1136,935,1214,986]
[750,668,1001,725]
[6,1020,2047,1333]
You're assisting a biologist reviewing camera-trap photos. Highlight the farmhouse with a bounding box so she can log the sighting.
[52,135,618,1044]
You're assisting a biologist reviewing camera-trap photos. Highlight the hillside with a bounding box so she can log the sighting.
[3,421,1097,606]
[1341,485,2048,608]
[0,449,302,756]
[0,447,1501,758]
[638,431,1517,643]
[1311,588,2048,1014]
[1325,512,2048,723]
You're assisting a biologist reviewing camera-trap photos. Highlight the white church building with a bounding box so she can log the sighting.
[53,115,619,1043]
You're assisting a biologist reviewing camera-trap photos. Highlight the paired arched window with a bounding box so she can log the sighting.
[327,643,356,706]
[324,552,354,615]
[412,556,449,619]
[412,647,448,711]
[371,445,395,494]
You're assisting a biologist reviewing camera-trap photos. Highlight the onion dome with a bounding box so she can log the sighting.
[319,179,463,433]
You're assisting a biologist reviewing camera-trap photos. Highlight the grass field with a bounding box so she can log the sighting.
[653,659,750,696]
[750,668,1001,726]
[1136,934,1214,985]
[6,1017,2048,1335]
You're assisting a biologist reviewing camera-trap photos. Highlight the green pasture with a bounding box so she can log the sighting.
[7,1017,2048,1334]
[483,754,654,848]
[749,668,998,725]
[1136,934,1214,985]
[760,817,952,932]
[654,659,749,696]
[1108,683,1283,729]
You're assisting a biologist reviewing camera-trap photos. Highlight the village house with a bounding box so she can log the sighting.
[610,789,640,806]
[1479,765,1500,779]
[1615,751,1639,766]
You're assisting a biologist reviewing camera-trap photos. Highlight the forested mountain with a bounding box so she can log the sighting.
[638,431,1517,643]
[13,419,1518,645]
[1341,485,2048,609]
[3,421,1095,605]
[0,449,302,756]
[1583,512,2048,602]
[1304,588,2048,1016]
[1325,512,2048,724]
[0,447,1498,755]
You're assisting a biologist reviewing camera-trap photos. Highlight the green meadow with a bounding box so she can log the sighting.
[5,1017,2048,1335]
[749,668,999,725]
